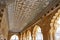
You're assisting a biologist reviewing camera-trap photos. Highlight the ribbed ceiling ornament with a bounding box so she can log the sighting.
[7,0,52,32]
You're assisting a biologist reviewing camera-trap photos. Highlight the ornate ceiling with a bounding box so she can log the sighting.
[1,0,53,32]
[7,0,52,32]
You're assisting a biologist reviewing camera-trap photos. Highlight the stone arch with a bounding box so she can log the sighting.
[20,33,23,40]
[50,9,60,40]
[27,30,31,40]
[10,34,19,40]
[33,25,43,40]
[22,32,26,40]
[0,34,4,40]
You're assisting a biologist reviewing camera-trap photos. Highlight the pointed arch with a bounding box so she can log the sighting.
[23,32,26,40]
[50,9,60,40]
[10,34,19,40]
[0,34,4,40]
[27,30,31,40]
[20,33,23,40]
[33,25,43,40]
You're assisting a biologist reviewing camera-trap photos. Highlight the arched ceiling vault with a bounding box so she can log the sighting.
[0,0,57,32]
[7,0,54,32]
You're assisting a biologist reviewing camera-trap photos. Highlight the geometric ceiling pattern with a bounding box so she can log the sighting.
[7,0,52,32]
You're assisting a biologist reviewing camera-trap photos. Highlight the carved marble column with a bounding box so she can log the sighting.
[42,29,50,40]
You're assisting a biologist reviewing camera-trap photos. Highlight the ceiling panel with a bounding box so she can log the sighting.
[7,0,52,32]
